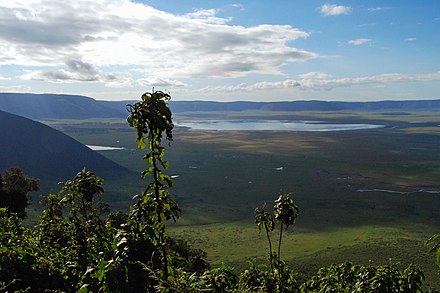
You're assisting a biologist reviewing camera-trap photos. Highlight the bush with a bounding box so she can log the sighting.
[300,262,424,292]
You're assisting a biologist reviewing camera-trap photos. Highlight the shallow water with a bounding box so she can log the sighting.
[357,189,440,195]
[176,120,384,132]
[87,145,125,151]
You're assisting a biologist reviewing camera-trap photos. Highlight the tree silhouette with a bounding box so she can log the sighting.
[0,167,39,218]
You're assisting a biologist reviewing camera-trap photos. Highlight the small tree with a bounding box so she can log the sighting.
[254,192,299,290]
[273,193,299,268]
[255,204,275,274]
[36,168,112,290]
[127,90,181,280]
[60,168,109,271]
[0,167,39,219]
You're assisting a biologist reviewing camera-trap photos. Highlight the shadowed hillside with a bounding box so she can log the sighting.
[0,110,132,190]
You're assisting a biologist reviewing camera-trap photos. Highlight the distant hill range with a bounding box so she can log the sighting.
[0,93,128,119]
[0,93,439,120]
[0,109,132,190]
[170,99,440,113]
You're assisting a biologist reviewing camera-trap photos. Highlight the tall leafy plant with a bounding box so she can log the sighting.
[60,168,109,271]
[255,204,275,274]
[127,90,181,280]
[254,193,299,284]
[273,193,299,268]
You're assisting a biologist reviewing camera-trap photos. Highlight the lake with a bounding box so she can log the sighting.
[176,120,385,132]
[87,145,125,151]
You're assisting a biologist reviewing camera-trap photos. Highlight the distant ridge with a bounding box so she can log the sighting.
[0,109,132,190]
[0,93,439,120]
[0,93,127,119]
[169,100,440,113]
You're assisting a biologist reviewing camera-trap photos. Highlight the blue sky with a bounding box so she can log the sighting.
[0,0,439,101]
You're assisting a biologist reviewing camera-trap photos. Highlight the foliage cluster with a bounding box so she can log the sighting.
[0,167,39,218]
[0,90,434,292]
[428,233,440,278]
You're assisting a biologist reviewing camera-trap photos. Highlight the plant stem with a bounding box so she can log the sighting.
[266,228,274,275]
[278,223,283,277]
[151,136,169,280]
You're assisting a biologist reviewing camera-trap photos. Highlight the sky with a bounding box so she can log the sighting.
[0,0,439,102]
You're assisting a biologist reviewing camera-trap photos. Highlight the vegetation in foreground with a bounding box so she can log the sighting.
[0,91,438,291]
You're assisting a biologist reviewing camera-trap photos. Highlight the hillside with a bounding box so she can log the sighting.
[0,110,132,190]
[1,93,440,121]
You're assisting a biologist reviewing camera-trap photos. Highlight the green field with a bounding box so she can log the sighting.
[41,110,440,288]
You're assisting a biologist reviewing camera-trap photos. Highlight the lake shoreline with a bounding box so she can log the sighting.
[175,119,385,132]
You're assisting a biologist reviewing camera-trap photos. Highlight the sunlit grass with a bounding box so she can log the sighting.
[169,222,439,287]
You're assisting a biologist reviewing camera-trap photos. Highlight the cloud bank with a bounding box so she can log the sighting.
[0,0,317,87]
[200,71,440,92]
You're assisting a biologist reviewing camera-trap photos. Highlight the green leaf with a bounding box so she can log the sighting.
[77,284,89,293]
[137,136,146,149]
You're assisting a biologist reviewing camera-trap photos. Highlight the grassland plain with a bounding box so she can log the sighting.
[41,110,440,288]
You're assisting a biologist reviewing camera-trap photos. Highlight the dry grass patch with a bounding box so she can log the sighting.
[175,130,337,154]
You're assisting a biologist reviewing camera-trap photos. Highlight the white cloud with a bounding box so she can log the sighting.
[348,38,372,46]
[200,71,440,92]
[231,4,245,11]
[183,9,232,24]
[320,4,351,16]
[299,72,332,80]
[368,7,385,12]
[0,0,317,84]
[404,38,417,42]
[0,85,31,92]
[18,58,135,87]
[137,77,188,87]
[299,72,440,90]
[356,23,376,28]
